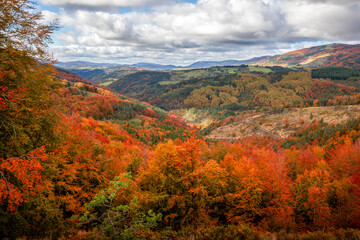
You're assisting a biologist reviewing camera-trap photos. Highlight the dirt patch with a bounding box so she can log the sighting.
[206,105,360,141]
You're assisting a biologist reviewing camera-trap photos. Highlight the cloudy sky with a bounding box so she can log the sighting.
[38,0,360,65]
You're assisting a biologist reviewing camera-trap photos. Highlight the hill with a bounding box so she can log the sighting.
[56,44,360,73]
[185,56,269,68]
[107,66,358,112]
[130,62,179,70]
[55,61,120,69]
[205,105,360,141]
[256,43,360,68]
[55,62,150,83]
[4,3,360,239]
[5,56,360,238]
[56,56,269,75]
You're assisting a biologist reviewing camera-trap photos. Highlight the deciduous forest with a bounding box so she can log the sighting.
[1,1,360,239]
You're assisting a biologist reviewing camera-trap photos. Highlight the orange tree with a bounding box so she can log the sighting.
[136,135,220,230]
[0,0,61,238]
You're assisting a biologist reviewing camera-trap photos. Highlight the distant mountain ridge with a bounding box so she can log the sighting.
[56,43,360,72]
[255,43,360,68]
[56,56,270,71]
[186,56,269,68]
[55,61,119,68]
[130,62,179,70]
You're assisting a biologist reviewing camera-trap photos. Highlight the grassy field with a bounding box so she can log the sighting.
[249,66,273,73]
[99,80,116,86]
[158,80,180,85]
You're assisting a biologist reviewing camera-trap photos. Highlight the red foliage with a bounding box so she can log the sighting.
[0,71,26,110]
[55,87,133,119]
[55,69,92,85]
[0,147,47,212]
[305,79,356,100]
[143,108,157,118]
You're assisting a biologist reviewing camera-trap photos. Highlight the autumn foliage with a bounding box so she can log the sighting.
[2,59,360,238]
[2,1,360,239]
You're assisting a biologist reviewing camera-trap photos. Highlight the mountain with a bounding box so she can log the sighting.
[56,56,270,72]
[55,44,360,71]
[64,68,106,79]
[106,65,359,112]
[55,62,150,81]
[186,56,269,68]
[8,47,360,240]
[130,57,269,69]
[130,62,180,70]
[256,43,360,68]
[54,67,116,92]
[55,67,95,85]
[55,61,120,69]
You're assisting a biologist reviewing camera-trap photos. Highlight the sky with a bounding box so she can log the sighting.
[37,0,360,65]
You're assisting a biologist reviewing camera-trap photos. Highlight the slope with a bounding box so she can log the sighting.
[256,43,360,68]
[205,105,360,141]
[107,66,358,113]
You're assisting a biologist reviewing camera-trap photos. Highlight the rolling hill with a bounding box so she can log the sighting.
[55,61,120,69]
[256,43,360,68]
[6,0,360,237]
[107,65,359,111]
[56,56,270,75]
[185,56,269,68]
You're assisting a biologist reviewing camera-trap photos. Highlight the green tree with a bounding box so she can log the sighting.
[78,173,162,239]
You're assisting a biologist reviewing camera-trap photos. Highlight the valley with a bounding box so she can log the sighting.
[2,8,360,238]
[59,46,360,145]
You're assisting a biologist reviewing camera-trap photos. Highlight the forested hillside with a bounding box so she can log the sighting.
[2,1,360,239]
[256,44,360,68]
[107,66,359,115]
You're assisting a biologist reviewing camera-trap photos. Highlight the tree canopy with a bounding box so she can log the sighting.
[0,0,58,58]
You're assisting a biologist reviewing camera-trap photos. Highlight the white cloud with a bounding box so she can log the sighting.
[50,43,289,65]
[41,10,59,23]
[42,0,360,63]
[282,0,360,41]
[40,0,170,8]
[56,0,286,47]
[285,0,360,5]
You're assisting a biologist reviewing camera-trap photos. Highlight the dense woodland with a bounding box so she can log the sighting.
[2,1,360,239]
[106,66,359,115]
[311,67,360,80]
